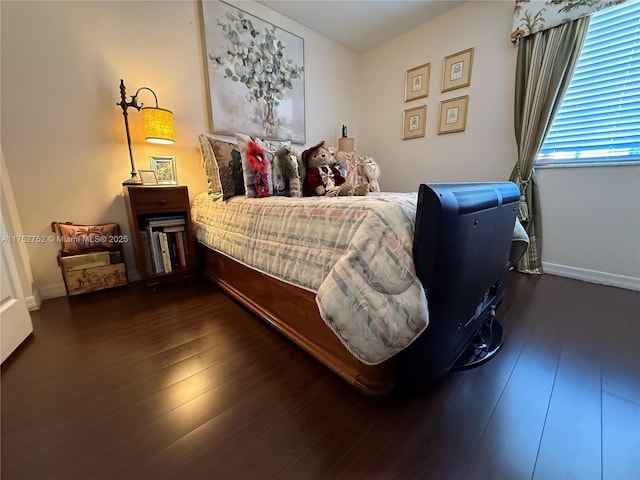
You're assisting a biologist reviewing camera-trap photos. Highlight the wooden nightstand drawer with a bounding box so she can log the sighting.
[127,187,188,212]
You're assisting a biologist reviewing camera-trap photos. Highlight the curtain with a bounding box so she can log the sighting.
[511,17,591,274]
[511,0,626,41]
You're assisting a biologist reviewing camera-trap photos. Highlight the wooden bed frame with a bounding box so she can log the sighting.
[195,182,522,395]
[198,245,397,394]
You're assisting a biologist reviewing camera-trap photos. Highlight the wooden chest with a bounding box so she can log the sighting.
[59,251,128,295]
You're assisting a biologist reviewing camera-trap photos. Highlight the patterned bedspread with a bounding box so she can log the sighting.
[191,192,429,365]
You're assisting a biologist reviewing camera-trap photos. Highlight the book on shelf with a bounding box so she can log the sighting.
[166,232,179,269]
[166,230,188,268]
[151,229,164,273]
[140,229,154,274]
[146,214,186,228]
[162,225,185,233]
[158,232,173,273]
[140,226,189,273]
[175,230,187,267]
[140,215,189,274]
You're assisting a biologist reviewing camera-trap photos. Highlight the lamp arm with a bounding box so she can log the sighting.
[117,83,159,115]
[133,87,159,108]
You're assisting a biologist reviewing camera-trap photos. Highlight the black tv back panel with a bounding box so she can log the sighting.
[399,182,520,384]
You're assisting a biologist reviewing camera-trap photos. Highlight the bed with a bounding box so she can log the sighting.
[191,181,526,394]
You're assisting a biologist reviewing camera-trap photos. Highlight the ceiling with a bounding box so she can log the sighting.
[258,1,465,53]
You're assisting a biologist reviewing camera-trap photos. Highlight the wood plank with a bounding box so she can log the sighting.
[533,278,604,479]
[600,284,640,405]
[602,392,640,479]
[2,273,639,479]
[461,275,571,479]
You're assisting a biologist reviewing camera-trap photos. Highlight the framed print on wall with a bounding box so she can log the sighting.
[201,1,306,144]
[405,63,430,102]
[150,156,177,185]
[442,48,474,92]
[438,95,469,134]
[403,105,427,140]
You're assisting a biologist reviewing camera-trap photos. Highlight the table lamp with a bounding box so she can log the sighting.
[117,79,175,185]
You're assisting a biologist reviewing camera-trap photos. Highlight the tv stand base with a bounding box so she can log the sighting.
[452,315,504,370]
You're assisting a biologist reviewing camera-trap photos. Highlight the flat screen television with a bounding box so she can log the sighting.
[398,182,520,384]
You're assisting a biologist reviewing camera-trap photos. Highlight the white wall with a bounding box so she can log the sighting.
[358,1,639,288]
[537,165,640,289]
[358,2,518,190]
[1,0,360,297]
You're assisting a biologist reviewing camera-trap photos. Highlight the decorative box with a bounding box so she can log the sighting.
[59,251,128,296]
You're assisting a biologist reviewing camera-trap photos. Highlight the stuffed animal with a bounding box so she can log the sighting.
[335,151,379,194]
[357,155,381,192]
[302,141,358,197]
[245,140,270,198]
[326,146,347,179]
[274,147,303,197]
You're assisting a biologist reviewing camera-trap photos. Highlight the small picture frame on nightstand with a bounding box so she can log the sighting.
[150,156,177,185]
[138,169,158,185]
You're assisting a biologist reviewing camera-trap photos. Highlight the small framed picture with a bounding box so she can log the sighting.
[438,95,469,134]
[138,169,158,185]
[403,105,427,140]
[405,63,430,102]
[442,48,474,92]
[150,156,177,185]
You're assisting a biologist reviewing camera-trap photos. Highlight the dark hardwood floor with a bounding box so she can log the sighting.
[2,273,639,479]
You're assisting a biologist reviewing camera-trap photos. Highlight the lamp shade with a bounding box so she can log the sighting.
[338,137,355,152]
[141,107,175,144]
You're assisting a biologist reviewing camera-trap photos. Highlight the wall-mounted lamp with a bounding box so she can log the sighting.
[117,79,175,185]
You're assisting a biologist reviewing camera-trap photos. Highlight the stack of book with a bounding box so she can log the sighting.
[141,214,189,274]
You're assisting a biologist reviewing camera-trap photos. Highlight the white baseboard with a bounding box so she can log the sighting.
[39,284,68,300]
[25,287,42,311]
[542,262,640,291]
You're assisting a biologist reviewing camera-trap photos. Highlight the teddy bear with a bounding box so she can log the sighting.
[302,141,362,197]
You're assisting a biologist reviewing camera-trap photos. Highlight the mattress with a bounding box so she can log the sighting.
[191,192,429,365]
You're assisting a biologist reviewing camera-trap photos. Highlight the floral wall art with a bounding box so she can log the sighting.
[201,1,305,143]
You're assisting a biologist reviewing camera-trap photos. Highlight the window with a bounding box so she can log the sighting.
[537,0,640,167]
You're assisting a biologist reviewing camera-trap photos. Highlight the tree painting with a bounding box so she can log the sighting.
[202,3,305,143]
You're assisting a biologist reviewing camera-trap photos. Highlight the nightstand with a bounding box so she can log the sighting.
[123,185,195,286]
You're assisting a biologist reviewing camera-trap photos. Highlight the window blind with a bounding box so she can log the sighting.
[537,0,640,166]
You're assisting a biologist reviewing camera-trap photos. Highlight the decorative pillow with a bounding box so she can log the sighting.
[235,133,272,198]
[53,222,121,254]
[235,133,296,198]
[255,137,292,196]
[197,134,223,200]
[198,134,245,201]
[336,151,359,186]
